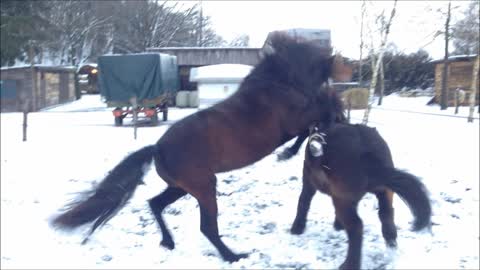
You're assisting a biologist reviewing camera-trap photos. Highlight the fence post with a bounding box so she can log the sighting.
[19,90,30,142]
[130,96,138,140]
[454,88,459,114]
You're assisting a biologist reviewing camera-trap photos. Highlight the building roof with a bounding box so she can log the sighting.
[189,64,253,83]
[430,54,478,64]
[0,65,76,72]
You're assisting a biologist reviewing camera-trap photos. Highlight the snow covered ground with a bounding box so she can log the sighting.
[1,94,479,269]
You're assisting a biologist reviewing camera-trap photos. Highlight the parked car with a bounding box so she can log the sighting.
[77,63,99,94]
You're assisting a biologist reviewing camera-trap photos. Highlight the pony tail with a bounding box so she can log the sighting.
[51,145,155,242]
[375,168,432,231]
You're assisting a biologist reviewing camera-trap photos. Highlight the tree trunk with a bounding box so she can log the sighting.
[23,43,36,142]
[362,0,397,124]
[198,0,203,47]
[467,56,479,122]
[358,0,366,86]
[440,1,451,110]
[378,59,385,106]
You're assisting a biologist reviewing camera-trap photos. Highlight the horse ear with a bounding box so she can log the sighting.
[331,54,353,82]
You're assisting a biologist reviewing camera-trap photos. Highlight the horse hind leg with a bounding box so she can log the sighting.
[148,186,187,250]
[375,189,397,247]
[332,197,363,270]
[187,175,248,263]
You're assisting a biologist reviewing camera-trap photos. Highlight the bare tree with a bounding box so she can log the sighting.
[45,1,111,66]
[358,0,367,86]
[452,0,479,55]
[377,58,385,105]
[362,0,398,124]
[229,34,250,47]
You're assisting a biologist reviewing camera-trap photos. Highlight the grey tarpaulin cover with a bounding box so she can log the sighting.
[98,53,178,103]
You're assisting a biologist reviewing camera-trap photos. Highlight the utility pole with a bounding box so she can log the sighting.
[440,1,451,110]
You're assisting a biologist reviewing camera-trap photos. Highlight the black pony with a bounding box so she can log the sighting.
[51,33,350,262]
[278,107,432,269]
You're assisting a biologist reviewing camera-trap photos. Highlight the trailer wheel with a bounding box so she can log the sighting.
[114,116,123,126]
[162,109,168,121]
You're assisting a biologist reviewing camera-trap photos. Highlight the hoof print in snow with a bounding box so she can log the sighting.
[451,214,460,219]
[222,175,238,184]
[440,192,461,204]
[101,255,112,262]
[259,253,271,262]
[288,176,298,181]
[253,203,268,210]
[139,215,154,228]
[259,222,276,235]
[131,208,142,213]
[275,263,308,269]
[204,251,217,257]
[165,207,181,215]
[444,197,461,204]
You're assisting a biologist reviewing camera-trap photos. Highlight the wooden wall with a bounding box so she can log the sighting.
[435,59,479,106]
[1,66,77,112]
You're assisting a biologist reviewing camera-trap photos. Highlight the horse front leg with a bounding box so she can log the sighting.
[277,130,309,161]
[291,165,317,234]
[332,197,363,270]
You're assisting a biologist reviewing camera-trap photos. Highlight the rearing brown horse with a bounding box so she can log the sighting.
[51,33,349,262]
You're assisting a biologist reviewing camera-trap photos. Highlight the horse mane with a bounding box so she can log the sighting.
[236,32,334,97]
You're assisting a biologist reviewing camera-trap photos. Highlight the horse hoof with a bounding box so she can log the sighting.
[225,252,249,263]
[339,261,358,270]
[386,239,397,248]
[333,220,344,231]
[290,224,306,235]
[277,149,294,161]
[160,239,175,250]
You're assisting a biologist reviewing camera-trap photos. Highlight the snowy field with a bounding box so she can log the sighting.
[1,94,479,269]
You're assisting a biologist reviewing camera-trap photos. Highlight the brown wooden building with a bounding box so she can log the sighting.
[0,65,79,112]
[432,55,479,106]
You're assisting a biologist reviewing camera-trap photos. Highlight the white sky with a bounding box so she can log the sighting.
[195,0,471,60]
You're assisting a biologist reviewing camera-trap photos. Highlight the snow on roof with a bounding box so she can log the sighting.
[148,47,260,51]
[189,64,254,83]
[430,54,478,63]
[1,64,76,71]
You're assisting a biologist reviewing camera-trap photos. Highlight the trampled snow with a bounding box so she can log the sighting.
[1,94,479,269]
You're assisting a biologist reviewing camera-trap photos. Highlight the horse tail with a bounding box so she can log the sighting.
[51,145,155,242]
[373,167,432,231]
